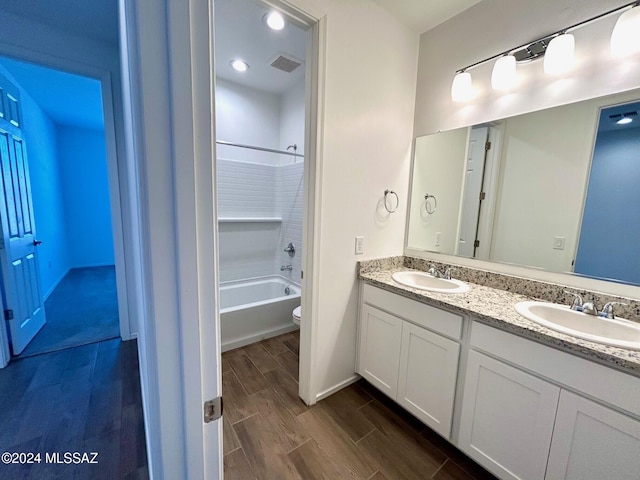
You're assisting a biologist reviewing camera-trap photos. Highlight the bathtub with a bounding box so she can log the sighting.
[220,275,300,352]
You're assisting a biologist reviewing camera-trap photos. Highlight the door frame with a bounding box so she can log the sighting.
[0,46,133,362]
[269,0,326,408]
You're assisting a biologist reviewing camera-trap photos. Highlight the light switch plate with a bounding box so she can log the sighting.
[435,232,442,247]
[355,236,364,255]
[553,236,566,250]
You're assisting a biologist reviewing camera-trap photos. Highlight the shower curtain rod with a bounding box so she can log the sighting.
[216,140,304,158]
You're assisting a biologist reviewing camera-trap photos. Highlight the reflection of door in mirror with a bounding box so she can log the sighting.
[457,126,501,259]
[575,101,640,285]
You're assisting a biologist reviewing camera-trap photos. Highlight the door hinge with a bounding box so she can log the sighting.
[479,191,486,201]
[485,141,492,151]
[301,270,304,280]
[204,396,223,423]
[4,309,13,321]
[474,240,480,248]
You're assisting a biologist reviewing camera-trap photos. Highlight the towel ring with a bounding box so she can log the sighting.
[424,193,437,214]
[384,189,399,213]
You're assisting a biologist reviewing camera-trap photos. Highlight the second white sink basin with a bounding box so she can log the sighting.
[515,301,640,350]
[391,271,469,294]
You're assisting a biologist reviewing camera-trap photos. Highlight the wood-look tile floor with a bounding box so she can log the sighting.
[0,339,148,480]
[223,331,497,480]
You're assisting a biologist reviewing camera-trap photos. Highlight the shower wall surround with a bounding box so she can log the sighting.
[217,158,304,283]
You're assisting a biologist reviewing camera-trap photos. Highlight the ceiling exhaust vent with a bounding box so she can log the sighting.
[270,53,303,73]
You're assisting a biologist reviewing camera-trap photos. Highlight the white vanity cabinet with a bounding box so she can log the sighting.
[358,284,462,438]
[461,321,640,480]
[546,390,640,480]
[359,304,403,398]
[458,350,560,480]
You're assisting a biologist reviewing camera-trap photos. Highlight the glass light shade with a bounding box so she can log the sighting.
[265,11,286,31]
[451,72,473,102]
[491,55,516,91]
[611,6,640,57]
[544,33,575,75]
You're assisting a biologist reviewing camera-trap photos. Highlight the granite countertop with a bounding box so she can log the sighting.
[360,267,640,378]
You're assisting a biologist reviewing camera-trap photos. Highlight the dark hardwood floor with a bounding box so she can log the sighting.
[0,339,148,480]
[223,331,497,480]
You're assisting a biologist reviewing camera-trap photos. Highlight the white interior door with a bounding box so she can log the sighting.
[0,72,45,355]
[458,126,488,257]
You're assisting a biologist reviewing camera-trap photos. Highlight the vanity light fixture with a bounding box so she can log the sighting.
[611,4,640,56]
[451,1,640,101]
[543,33,575,75]
[491,55,517,91]
[451,71,473,102]
[265,11,286,31]
[230,59,249,72]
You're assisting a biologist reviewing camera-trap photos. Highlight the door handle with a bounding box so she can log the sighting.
[33,240,42,246]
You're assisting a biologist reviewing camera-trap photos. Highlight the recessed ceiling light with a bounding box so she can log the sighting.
[617,116,633,125]
[265,11,286,31]
[230,59,249,72]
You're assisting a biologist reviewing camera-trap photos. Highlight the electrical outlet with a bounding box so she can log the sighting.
[355,236,364,255]
[435,232,442,247]
[553,236,566,250]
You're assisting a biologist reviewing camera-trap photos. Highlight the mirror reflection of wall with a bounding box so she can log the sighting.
[406,89,640,285]
[575,101,640,285]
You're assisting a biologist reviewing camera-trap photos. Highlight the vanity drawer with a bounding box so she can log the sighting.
[363,284,463,341]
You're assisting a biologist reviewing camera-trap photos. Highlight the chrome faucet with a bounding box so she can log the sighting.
[428,264,442,277]
[599,301,628,319]
[443,267,456,280]
[564,291,584,311]
[280,265,293,271]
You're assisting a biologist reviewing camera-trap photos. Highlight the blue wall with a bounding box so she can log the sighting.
[20,84,70,298]
[575,126,640,284]
[57,125,114,268]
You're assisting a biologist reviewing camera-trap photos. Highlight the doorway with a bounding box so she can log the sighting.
[0,56,128,362]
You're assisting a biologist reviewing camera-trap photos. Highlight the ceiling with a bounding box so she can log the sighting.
[598,101,640,133]
[214,0,307,95]
[0,0,118,46]
[371,0,482,34]
[0,57,105,130]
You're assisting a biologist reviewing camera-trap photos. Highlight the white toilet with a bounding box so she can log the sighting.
[292,306,301,326]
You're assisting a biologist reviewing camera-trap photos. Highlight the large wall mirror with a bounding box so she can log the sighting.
[406,88,640,286]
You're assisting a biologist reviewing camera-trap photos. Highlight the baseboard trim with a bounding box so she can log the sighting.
[221,324,299,353]
[315,374,361,402]
[43,268,70,302]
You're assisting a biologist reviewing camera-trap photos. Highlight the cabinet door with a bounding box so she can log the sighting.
[459,350,560,480]
[397,321,460,438]
[358,304,402,398]
[546,390,640,480]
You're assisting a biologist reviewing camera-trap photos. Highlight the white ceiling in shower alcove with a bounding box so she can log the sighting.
[214,0,307,95]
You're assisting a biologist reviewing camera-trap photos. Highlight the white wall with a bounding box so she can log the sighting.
[307,0,419,398]
[215,78,283,164]
[410,0,640,299]
[279,79,306,153]
[407,127,468,252]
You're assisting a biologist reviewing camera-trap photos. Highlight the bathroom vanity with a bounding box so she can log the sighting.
[357,259,640,480]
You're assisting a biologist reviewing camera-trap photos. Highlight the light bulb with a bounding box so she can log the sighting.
[544,33,575,75]
[265,11,286,31]
[611,6,640,57]
[491,55,516,91]
[230,59,249,72]
[451,72,473,102]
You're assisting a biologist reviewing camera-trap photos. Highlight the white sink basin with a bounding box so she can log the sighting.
[391,271,469,294]
[515,301,640,350]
